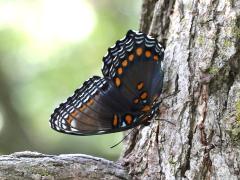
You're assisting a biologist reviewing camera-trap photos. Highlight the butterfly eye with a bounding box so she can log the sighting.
[50,30,164,135]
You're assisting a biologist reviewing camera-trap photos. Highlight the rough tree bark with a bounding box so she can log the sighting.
[0,0,240,179]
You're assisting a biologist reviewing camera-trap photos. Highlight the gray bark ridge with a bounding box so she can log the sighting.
[0,151,129,180]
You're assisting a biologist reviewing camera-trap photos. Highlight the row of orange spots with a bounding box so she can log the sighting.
[114,58,129,87]
[134,81,151,112]
[133,81,146,105]
[137,47,159,61]
[114,47,158,87]
[115,54,133,86]
[133,91,150,111]
[114,51,134,87]
[112,113,134,127]
[136,47,158,61]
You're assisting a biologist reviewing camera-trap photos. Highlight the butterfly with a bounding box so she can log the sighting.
[50,30,164,136]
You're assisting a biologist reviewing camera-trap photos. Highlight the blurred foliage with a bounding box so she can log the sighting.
[0,0,141,160]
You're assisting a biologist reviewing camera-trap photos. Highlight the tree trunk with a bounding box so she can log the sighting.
[1,0,240,179]
[122,0,240,179]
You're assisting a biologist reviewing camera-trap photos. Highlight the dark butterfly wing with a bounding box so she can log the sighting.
[50,76,144,135]
[50,30,164,135]
[102,30,164,112]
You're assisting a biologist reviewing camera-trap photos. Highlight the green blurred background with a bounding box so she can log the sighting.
[0,0,141,160]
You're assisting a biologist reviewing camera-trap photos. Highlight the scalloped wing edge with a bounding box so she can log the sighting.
[101,30,164,77]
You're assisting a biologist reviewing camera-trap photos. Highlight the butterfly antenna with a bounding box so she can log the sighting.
[111,119,167,149]
[161,89,180,98]
[155,118,176,126]
[110,128,136,148]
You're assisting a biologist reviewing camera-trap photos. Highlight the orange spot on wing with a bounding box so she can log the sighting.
[128,54,134,62]
[122,60,128,67]
[87,99,94,106]
[141,105,151,112]
[140,92,148,100]
[67,110,78,124]
[79,105,86,112]
[133,98,139,104]
[112,114,118,127]
[136,47,143,56]
[117,67,123,75]
[114,77,121,87]
[72,111,78,117]
[137,82,144,90]
[145,50,151,58]
[153,55,159,61]
[66,116,73,125]
[125,114,133,125]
